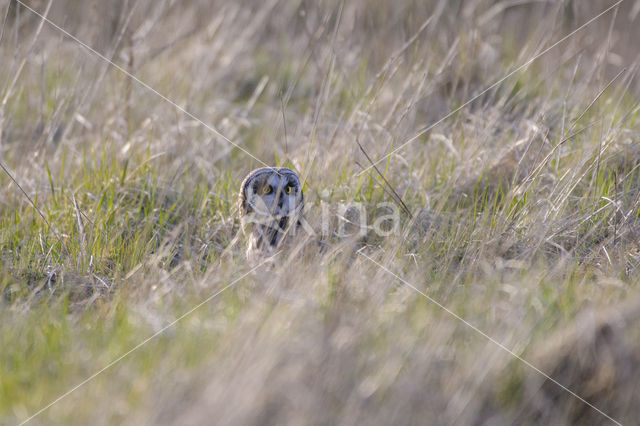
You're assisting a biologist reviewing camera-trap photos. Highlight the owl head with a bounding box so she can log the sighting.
[238,167,304,257]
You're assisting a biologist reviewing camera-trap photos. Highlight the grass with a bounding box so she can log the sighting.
[1,0,640,424]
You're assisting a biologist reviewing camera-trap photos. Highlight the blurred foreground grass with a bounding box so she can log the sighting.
[1,0,640,424]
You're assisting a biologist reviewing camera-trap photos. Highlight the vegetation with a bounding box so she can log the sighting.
[1,0,639,424]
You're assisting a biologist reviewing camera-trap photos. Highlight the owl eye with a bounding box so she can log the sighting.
[284,185,293,194]
[263,185,273,195]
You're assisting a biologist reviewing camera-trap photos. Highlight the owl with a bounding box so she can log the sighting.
[238,167,304,260]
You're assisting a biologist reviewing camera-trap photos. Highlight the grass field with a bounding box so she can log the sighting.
[1,0,640,424]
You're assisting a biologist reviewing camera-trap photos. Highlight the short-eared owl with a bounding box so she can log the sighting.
[238,167,304,260]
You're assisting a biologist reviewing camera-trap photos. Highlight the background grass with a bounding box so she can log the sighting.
[1,0,640,424]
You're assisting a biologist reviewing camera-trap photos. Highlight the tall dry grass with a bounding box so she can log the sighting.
[1,0,640,424]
